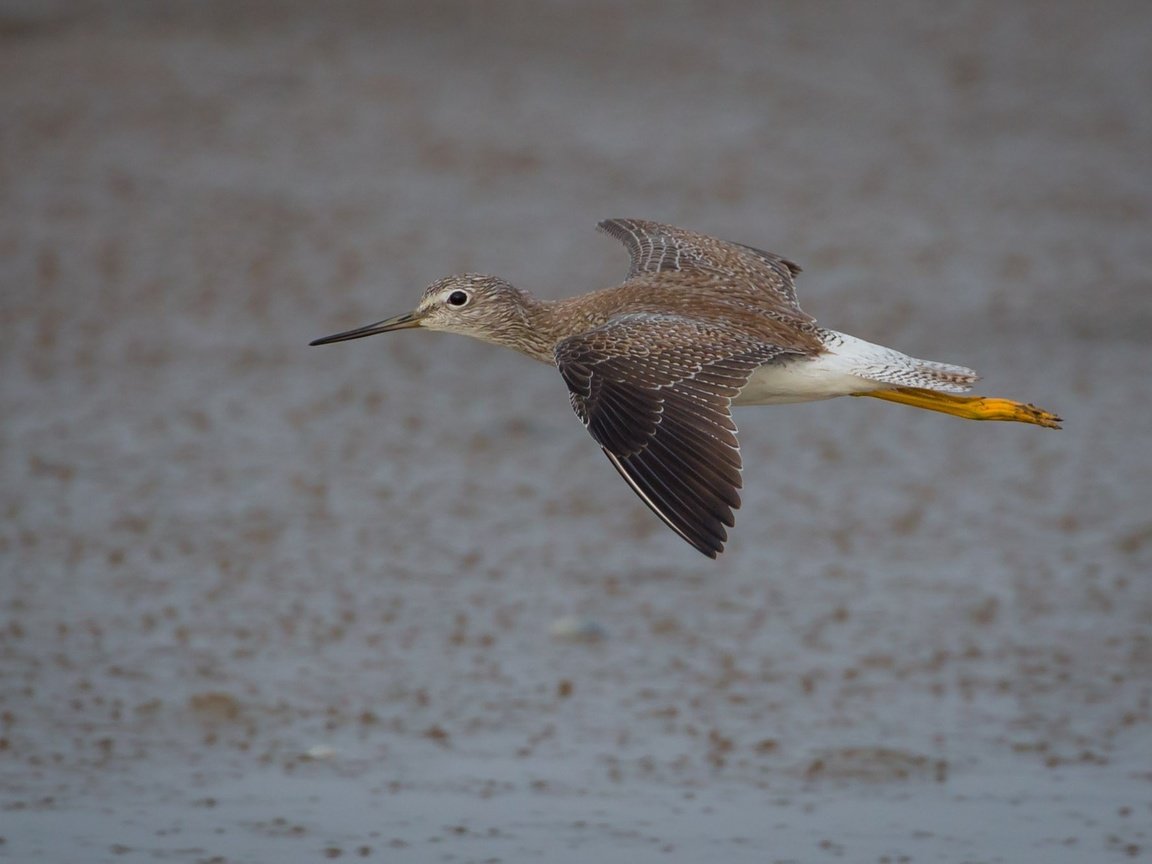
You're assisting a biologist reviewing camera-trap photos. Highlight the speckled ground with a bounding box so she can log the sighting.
[1,2,1150,862]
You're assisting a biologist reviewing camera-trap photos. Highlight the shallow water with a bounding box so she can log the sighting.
[2,2,1150,862]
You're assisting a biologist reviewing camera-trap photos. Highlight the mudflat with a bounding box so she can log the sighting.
[2,2,1149,861]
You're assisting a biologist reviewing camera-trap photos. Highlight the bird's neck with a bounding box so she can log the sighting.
[476,288,622,365]
[514,291,628,364]
[479,290,566,364]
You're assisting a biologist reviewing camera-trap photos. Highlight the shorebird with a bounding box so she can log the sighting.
[311,219,1060,558]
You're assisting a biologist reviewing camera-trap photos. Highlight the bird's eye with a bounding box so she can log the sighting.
[446,290,470,307]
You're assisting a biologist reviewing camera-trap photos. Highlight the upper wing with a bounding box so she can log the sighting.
[597,217,807,315]
[555,313,793,558]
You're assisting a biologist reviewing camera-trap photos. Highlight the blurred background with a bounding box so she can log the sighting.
[1,1,1150,861]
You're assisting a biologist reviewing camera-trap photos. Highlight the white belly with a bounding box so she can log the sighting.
[733,355,886,406]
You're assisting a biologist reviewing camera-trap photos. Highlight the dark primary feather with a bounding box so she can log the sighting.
[556,313,795,558]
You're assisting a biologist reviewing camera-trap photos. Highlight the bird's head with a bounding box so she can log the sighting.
[310,275,538,349]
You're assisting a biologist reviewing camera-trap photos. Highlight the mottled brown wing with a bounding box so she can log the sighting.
[597,217,807,315]
[555,314,792,558]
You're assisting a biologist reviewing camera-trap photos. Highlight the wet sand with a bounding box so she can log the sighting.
[1,2,1150,861]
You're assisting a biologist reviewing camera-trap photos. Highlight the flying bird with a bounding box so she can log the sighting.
[311,219,1060,558]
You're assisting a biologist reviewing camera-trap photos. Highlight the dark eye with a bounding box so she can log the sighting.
[447,290,470,307]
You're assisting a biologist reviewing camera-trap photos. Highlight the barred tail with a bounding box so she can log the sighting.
[821,329,979,393]
[890,357,980,393]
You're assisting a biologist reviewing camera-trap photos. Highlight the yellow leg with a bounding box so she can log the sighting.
[855,387,1062,429]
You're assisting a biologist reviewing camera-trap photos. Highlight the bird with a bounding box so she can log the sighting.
[311,218,1060,558]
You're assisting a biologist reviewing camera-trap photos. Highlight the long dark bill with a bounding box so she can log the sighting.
[309,311,423,346]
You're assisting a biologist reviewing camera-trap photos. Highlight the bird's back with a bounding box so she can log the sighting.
[575,219,824,355]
